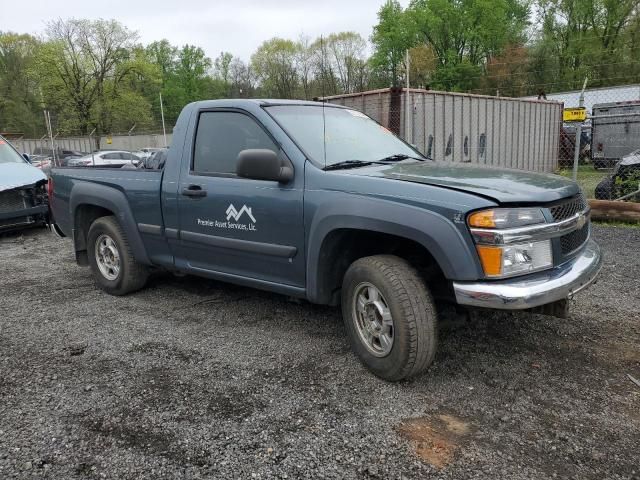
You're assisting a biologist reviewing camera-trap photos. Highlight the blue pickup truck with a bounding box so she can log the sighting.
[50,100,603,380]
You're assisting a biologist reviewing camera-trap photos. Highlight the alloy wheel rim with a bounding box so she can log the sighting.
[95,234,121,281]
[352,282,394,357]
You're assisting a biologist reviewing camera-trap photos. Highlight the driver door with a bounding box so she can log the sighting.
[174,109,305,288]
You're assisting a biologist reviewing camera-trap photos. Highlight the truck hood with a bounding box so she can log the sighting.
[0,162,47,192]
[348,161,579,204]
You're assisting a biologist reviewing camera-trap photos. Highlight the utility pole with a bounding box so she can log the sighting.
[128,124,136,152]
[43,110,56,166]
[572,77,588,182]
[159,93,167,148]
[89,128,96,167]
[405,49,411,144]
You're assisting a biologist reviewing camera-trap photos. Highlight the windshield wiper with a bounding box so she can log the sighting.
[323,154,427,171]
[377,153,426,162]
[323,160,381,171]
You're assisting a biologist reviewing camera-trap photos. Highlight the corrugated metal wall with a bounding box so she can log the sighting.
[324,88,563,173]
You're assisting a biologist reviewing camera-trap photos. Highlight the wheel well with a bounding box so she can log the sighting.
[74,204,114,265]
[315,229,449,306]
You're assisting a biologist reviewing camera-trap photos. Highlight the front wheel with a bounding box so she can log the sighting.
[341,255,438,381]
[87,216,149,296]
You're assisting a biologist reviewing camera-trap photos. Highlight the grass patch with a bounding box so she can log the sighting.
[556,165,609,199]
[593,219,640,228]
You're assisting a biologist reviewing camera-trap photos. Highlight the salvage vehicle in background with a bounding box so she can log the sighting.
[595,150,640,200]
[49,99,603,381]
[134,147,163,161]
[67,150,141,167]
[591,101,640,169]
[141,148,168,170]
[0,135,48,232]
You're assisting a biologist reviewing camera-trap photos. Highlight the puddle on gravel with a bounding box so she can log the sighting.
[396,414,472,469]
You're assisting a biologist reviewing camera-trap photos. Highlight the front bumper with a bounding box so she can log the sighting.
[0,204,49,231]
[452,239,603,310]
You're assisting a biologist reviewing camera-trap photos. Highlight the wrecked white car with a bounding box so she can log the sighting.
[0,136,48,232]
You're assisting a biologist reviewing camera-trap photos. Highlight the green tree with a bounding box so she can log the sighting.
[371,0,415,86]
[0,32,42,136]
[214,51,233,84]
[325,32,369,94]
[532,0,640,91]
[175,45,212,99]
[146,39,178,85]
[251,38,299,98]
[229,57,255,98]
[407,0,529,90]
[35,19,152,137]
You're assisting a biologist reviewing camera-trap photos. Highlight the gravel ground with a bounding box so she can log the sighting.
[0,225,638,479]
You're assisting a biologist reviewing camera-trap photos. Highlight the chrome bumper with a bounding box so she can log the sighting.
[453,239,603,310]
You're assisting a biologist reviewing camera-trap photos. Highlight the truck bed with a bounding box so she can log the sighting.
[50,167,164,239]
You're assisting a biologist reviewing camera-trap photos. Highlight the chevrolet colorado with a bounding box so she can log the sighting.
[49,100,602,381]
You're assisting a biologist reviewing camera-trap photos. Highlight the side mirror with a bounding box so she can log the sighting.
[23,153,31,163]
[236,149,293,183]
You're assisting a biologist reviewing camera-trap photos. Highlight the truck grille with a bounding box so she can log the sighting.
[560,224,590,255]
[0,190,27,214]
[549,194,588,222]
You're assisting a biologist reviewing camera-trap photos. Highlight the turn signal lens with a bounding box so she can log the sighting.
[476,246,503,276]
[477,241,553,278]
[468,210,496,228]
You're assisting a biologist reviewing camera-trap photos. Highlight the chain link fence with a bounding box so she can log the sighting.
[10,132,171,157]
[524,84,640,202]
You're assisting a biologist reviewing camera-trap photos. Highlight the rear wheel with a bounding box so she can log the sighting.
[87,216,149,295]
[341,255,437,381]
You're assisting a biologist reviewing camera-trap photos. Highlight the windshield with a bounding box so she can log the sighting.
[0,138,28,165]
[266,105,422,167]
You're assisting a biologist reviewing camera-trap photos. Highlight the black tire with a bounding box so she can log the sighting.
[341,255,437,381]
[87,216,149,296]
[594,176,615,200]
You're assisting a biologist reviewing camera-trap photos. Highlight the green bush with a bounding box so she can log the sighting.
[614,170,640,202]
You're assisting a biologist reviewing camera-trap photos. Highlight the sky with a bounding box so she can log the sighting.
[3,0,410,61]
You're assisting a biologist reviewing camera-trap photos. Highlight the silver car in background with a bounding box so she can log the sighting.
[67,150,141,168]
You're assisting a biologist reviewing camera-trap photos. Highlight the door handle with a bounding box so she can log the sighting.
[181,185,207,197]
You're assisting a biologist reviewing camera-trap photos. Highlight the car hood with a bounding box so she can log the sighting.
[0,162,47,192]
[345,161,580,204]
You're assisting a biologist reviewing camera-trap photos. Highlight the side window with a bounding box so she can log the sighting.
[103,153,120,160]
[193,111,278,175]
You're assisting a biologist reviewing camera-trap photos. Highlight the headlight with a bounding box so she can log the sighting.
[468,208,545,229]
[476,241,553,278]
[469,208,546,228]
[469,208,552,278]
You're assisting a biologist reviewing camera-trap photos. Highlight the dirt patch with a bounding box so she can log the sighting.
[207,385,266,420]
[128,341,199,363]
[396,413,472,469]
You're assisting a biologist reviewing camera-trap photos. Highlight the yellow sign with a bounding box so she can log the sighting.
[563,107,587,122]
[106,135,112,145]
